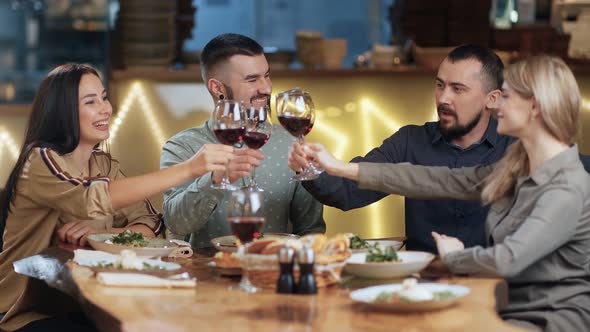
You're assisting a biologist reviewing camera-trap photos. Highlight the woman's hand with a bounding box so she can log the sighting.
[187,144,234,178]
[432,232,464,258]
[57,221,98,247]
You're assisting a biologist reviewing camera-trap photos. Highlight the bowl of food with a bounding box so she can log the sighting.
[87,230,182,257]
[344,246,434,279]
[350,278,470,312]
[210,233,300,253]
[347,234,403,254]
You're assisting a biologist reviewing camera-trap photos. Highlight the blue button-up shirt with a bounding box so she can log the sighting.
[303,119,514,253]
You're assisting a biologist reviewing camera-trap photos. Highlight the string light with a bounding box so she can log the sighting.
[359,98,403,236]
[314,111,349,160]
[108,82,167,147]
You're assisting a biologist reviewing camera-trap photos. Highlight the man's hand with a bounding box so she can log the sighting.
[211,148,264,184]
[432,232,464,258]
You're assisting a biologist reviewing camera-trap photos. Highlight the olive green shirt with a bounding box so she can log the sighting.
[358,145,590,331]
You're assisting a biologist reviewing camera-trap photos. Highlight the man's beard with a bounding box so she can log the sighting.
[221,83,270,107]
[437,105,483,141]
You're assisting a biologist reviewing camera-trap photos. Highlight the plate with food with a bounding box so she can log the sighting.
[344,246,434,279]
[350,278,470,312]
[211,232,300,253]
[208,252,242,276]
[74,249,182,274]
[87,230,182,257]
[347,234,403,254]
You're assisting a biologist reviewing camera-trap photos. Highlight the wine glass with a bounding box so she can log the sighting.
[243,104,272,191]
[210,99,246,190]
[276,88,323,181]
[227,189,265,293]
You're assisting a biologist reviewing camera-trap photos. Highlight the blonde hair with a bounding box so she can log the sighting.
[481,55,581,204]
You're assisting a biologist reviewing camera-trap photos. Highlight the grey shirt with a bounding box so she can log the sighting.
[358,145,590,331]
[161,121,325,248]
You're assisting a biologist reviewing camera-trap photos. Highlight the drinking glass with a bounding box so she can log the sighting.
[227,189,265,293]
[210,99,245,190]
[276,88,323,180]
[243,104,272,191]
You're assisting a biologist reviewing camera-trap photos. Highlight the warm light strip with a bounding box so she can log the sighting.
[360,98,384,236]
[108,82,167,147]
[583,98,590,111]
[0,128,20,165]
[314,111,349,160]
[360,99,401,132]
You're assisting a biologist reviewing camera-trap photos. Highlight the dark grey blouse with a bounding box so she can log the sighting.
[358,145,590,332]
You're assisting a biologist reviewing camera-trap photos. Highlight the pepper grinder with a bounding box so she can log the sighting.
[297,245,317,295]
[276,244,296,294]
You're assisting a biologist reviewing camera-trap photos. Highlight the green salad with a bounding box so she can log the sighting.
[349,234,373,249]
[374,290,456,303]
[365,245,400,263]
[96,261,165,271]
[111,230,147,247]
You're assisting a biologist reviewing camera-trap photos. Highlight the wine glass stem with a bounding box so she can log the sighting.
[249,166,257,187]
[241,242,253,289]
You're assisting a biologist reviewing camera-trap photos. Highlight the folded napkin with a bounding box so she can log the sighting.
[97,272,196,288]
[168,239,193,258]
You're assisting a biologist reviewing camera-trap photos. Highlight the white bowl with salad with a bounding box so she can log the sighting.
[347,234,403,254]
[344,246,434,279]
[87,231,182,257]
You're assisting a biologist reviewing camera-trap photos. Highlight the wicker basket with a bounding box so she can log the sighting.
[245,254,347,290]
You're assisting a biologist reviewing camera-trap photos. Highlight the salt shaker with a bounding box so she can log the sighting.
[297,245,317,295]
[276,244,296,294]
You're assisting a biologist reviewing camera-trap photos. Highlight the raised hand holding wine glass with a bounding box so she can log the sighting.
[276,88,323,180]
[210,99,246,190]
[227,189,265,293]
[243,104,272,191]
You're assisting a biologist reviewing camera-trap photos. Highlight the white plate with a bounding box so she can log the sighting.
[87,234,180,257]
[74,249,182,271]
[344,251,435,279]
[210,233,300,253]
[350,283,470,312]
[350,240,403,254]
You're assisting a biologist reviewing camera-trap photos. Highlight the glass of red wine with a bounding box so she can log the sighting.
[243,104,272,191]
[276,88,323,180]
[210,99,245,190]
[227,189,265,293]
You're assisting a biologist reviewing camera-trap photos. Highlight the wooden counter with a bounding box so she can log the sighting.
[68,251,524,332]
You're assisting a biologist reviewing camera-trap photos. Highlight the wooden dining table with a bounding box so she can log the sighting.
[63,248,525,332]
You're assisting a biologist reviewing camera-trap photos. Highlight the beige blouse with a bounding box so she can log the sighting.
[0,147,163,331]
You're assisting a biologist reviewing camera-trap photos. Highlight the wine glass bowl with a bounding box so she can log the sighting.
[227,189,266,293]
[210,99,246,190]
[275,88,322,181]
[243,104,272,191]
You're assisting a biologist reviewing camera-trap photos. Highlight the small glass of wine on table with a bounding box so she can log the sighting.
[227,189,265,293]
[210,99,246,190]
[276,88,323,181]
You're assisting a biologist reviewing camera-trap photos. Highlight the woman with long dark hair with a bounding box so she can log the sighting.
[290,55,590,331]
[0,64,233,331]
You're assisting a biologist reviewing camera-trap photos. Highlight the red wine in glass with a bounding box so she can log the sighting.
[277,116,313,137]
[228,216,265,244]
[214,127,245,145]
[243,132,270,149]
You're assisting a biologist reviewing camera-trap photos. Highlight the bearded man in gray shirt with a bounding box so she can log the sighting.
[160,33,325,247]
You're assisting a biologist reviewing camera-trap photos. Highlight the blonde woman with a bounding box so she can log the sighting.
[289,55,590,331]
